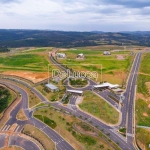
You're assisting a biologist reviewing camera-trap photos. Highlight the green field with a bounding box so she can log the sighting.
[137,74,150,96]
[34,115,57,129]
[135,53,150,148]
[79,91,119,124]
[57,48,132,84]
[0,53,49,72]
[140,53,150,74]
[136,99,150,126]
[136,128,150,150]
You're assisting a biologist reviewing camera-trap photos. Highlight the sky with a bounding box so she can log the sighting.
[0,0,150,31]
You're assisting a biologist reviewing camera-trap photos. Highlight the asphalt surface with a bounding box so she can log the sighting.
[0,82,75,150]
[0,134,6,148]
[9,135,40,150]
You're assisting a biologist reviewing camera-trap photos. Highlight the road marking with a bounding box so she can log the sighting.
[1,125,7,131]
[126,133,134,137]
[14,125,20,132]
[5,125,10,131]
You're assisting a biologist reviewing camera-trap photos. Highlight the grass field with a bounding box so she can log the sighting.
[135,99,150,126]
[34,114,57,129]
[0,53,49,72]
[136,128,150,150]
[23,124,55,150]
[135,52,150,147]
[137,74,150,96]
[140,53,150,74]
[34,107,119,150]
[79,91,119,124]
[57,48,132,84]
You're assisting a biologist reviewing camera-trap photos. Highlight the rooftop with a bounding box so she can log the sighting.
[46,83,58,90]
[67,89,83,94]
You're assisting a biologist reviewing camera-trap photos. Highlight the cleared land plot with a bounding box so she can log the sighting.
[57,48,132,84]
[34,107,118,150]
[23,124,55,150]
[79,91,119,124]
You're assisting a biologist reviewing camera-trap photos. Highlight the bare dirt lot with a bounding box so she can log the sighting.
[2,71,49,83]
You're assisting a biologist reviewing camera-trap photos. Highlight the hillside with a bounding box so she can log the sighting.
[0,29,150,48]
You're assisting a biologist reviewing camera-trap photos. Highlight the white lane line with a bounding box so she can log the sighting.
[1,125,7,131]
[5,125,10,131]
[14,125,20,132]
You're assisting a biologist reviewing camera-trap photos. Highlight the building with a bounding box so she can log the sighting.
[56,53,66,58]
[67,89,83,96]
[103,51,111,55]
[93,82,119,90]
[112,88,124,94]
[45,84,59,92]
[77,53,84,59]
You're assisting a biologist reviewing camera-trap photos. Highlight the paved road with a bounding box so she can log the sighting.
[0,82,75,150]
[0,134,6,148]
[9,135,40,150]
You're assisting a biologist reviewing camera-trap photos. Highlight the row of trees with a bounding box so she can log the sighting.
[0,46,9,52]
[0,86,11,113]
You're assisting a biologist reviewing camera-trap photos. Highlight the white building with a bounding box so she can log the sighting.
[46,84,59,92]
[94,82,119,89]
[77,53,84,59]
[56,53,66,58]
[103,51,111,55]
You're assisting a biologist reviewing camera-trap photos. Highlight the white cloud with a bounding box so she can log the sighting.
[0,0,150,31]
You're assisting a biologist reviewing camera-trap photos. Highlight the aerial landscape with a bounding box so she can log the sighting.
[0,0,150,150]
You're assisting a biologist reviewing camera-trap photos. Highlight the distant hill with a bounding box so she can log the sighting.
[0,29,150,48]
[0,46,9,52]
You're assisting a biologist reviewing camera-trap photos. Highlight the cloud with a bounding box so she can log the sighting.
[0,0,150,31]
[0,0,21,3]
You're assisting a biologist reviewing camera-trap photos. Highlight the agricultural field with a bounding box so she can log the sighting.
[57,47,132,85]
[34,106,120,150]
[79,91,119,124]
